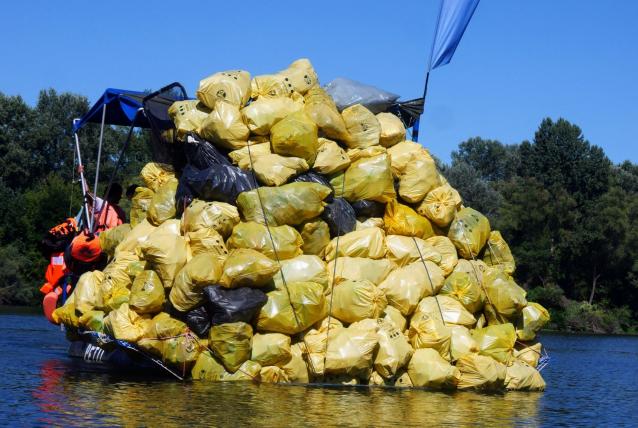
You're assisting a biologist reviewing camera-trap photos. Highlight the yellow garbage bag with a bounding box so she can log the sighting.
[483,230,516,275]
[257,282,327,334]
[450,325,479,361]
[387,140,425,177]
[327,257,396,286]
[330,154,395,203]
[276,58,318,95]
[304,87,349,140]
[399,151,440,204]
[158,334,202,372]
[439,271,483,313]
[417,184,462,227]
[250,74,289,99]
[192,351,228,381]
[130,187,154,227]
[346,145,386,162]
[385,235,442,268]
[323,227,386,261]
[384,199,435,239]
[221,360,262,382]
[209,321,253,372]
[330,280,387,323]
[376,112,405,147]
[252,154,309,186]
[128,270,165,315]
[100,224,132,257]
[52,294,79,328]
[324,320,379,377]
[196,70,251,109]
[341,104,381,148]
[407,312,452,360]
[103,303,149,343]
[394,370,414,387]
[251,333,292,367]
[74,270,105,314]
[272,255,328,291]
[484,269,527,318]
[300,317,344,377]
[103,284,131,312]
[241,95,304,136]
[270,111,319,164]
[219,249,280,288]
[260,365,290,383]
[425,236,459,277]
[448,207,491,259]
[237,182,331,226]
[453,259,489,287]
[414,295,476,328]
[227,221,303,260]
[168,100,210,140]
[375,318,414,378]
[140,162,175,192]
[140,226,188,289]
[505,361,546,391]
[182,199,239,239]
[115,219,156,255]
[143,312,188,339]
[198,101,250,150]
[229,142,271,169]
[281,343,309,383]
[169,252,223,312]
[78,310,105,333]
[313,138,351,175]
[456,354,506,391]
[379,261,445,316]
[472,323,516,363]
[186,227,229,260]
[517,302,550,341]
[356,217,385,230]
[514,342,542,368]
[407,348,460,389]
[383,305,407,332]
[147,177,178,226]
[298,219,330,256]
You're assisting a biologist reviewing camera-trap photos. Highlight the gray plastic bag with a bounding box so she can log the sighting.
[324,78,399,113]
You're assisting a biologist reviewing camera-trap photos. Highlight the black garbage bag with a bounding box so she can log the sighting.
[350,199,386,218]
[203,285,268,326]
[181,163,253,204]
[185,305,211,337]
[291,171,334,201]
[321,197,356,237]
[175,179,195,216]
[183,134,231,169]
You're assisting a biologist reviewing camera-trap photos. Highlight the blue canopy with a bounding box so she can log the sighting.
[73,88,150,133]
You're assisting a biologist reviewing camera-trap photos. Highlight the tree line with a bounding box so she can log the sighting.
[0,89,636,333]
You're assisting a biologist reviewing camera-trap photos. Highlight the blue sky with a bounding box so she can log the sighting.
[1,0,636,164]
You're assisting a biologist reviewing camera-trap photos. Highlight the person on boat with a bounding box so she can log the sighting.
[88,183,127,231]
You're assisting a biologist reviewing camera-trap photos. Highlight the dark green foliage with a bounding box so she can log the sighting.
[0,89,152,305]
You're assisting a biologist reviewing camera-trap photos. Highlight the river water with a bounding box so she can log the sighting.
[1,313,636,427]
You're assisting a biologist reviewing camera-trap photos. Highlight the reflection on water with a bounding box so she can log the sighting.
[32,360,542,427]
[2,314,638,427]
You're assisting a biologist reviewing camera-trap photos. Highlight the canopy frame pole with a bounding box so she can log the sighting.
[72,121,92,230]
[90,104,107,233]
[93,108,143,230]
[413,0,444,142]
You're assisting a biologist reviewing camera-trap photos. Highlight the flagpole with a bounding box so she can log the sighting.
[413,0,444,142]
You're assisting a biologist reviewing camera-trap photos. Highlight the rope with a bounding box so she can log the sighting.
[321,171,347,381]
[90,104,107,232]
[412,236,453,361]
[69,147,77,217]
[244,139,319,378]
[457,220,507,325]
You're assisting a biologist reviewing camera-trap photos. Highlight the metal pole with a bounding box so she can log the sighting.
[90,104,107,233]
[73,125,92,230]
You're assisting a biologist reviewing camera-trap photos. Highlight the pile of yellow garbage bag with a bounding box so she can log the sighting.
[53,58,548,391]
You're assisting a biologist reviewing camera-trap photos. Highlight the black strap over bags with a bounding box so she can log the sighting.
[203,285,268,326]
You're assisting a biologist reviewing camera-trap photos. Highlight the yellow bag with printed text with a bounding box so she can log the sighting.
[417,184,462,227]
[448,207,491,259]
[128,270,165,315]
[241,95,304,135]
[341,104,381,148]
[168,100,210,140]
[376,112,405,147]
[209,321,253,372]
[198,101,250,150]
[182,199,239,239]
[384,199,435,239]
[140,162,175,193]
[196,70,251,109]
[313,138,351,175]
[227,221,303,260]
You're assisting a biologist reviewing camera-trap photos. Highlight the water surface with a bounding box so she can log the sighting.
[1,313,636,427]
